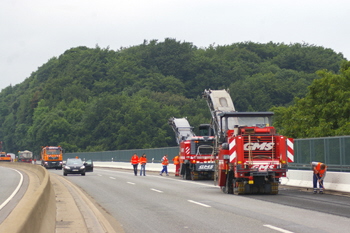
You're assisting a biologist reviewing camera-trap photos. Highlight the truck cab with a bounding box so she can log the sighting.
[41,146,63,169]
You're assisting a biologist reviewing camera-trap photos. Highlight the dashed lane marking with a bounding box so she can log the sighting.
[188,200,211,208]
[263,224,294,233]
[150,188,163,193]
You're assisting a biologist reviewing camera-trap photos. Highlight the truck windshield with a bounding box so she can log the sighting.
[236,116,271,128]
[222,116,272,130]
[46,149,61,155]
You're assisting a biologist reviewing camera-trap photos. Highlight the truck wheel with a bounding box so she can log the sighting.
[224,171,233,194]
[270,182,279,195]
[236,181,245,195]
[191,171,199,180]
[182,164,191,180]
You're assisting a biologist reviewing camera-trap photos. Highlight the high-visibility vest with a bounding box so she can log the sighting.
[162,156,169,165]
[131,155,139,165]
[139,157,147,165]
[173,156,180,165]
[315,162,326,177]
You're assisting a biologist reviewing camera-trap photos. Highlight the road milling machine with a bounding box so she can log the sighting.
[203,89,294,194]
[169,117,216,180]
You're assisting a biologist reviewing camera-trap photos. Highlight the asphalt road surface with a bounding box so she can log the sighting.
[49,168,350,233]
[0,166,28,224]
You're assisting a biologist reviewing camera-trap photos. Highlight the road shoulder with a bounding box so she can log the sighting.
[51,173,124,233]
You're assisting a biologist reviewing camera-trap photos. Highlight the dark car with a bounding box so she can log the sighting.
[84,159,94,172]
[63,158,86,176]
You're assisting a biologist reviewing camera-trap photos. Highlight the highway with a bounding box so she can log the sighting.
[0,166,28,224]
[49,167,350,233]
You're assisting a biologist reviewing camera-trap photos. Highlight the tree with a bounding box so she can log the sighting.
[0,40,346,153]
[273,61,350,138]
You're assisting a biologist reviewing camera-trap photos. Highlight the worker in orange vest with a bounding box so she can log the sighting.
[311,161,327,194]
[172,155,180,176]
[139,153,147,176]
[160,154,169,176]
[130,153,139,176]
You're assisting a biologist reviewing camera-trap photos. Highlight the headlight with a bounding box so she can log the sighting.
[80,166,85,169]
[64,166,71,169]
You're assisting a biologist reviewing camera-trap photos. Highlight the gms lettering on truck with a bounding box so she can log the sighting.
[41,146,63,169]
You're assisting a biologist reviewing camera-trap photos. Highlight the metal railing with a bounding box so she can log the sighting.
[293,136,350,172]
[64,147,179,163]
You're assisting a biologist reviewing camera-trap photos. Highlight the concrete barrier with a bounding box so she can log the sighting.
[281,170,350,193]
[95,162,350,193]
[0,163,56,233]
[94,161,175,173]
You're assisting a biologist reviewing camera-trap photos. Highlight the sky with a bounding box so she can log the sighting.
[1,0,349,91]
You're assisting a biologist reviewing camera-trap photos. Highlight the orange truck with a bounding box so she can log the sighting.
[0,152,11,162]
[41,146,63,169]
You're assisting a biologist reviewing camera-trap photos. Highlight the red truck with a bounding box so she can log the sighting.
[203,89,294,194]
[169,117,216,180]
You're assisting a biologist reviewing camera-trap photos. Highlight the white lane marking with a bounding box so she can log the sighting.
[0,169,23,210]
[188,200,211,208]
[151,188,163,193]
[263,225,294,233]
[127,182,135,185]
[96,169,218,188]
[109,177,116,179]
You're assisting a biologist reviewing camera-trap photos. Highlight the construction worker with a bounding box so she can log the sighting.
[311,161,327,194]
[172,154,180,176]
[160,154,169,176]
[130,153,139,176]
[139,153,147,176]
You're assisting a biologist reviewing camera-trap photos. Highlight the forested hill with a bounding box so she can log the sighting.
[0,39,347,154]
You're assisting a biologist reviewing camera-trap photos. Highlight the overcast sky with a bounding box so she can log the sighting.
[1,0,349,91]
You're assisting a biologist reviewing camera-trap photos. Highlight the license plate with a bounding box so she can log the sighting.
[73,169,79,171]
